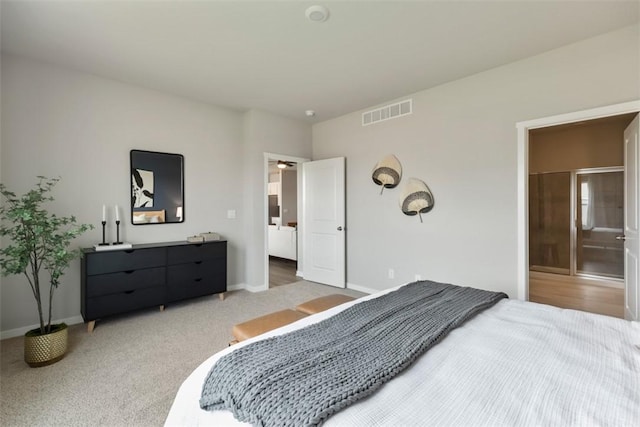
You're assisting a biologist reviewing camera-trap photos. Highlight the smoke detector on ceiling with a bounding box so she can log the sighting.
[305,5,330,23]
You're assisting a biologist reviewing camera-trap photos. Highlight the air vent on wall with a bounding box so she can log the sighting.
[362,99,412,126]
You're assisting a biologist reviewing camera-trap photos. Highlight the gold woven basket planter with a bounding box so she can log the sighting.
[24,324,68,367]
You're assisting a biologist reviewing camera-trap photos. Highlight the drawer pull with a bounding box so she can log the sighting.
[194,261,203,265]
[124,270,135,274]
[125,249,135,254]
[194,278,202,282]
[124,290,136,294]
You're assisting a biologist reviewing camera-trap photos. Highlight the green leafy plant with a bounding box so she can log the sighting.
[0,177,93,335]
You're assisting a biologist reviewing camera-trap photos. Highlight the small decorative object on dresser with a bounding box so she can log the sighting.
[81,240,227,332]
[200,232,221,241]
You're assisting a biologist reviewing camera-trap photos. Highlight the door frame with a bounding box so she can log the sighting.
[263,152,310,289]
[516,100,640,301]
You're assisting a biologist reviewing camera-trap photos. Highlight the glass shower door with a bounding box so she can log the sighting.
[576,171,624,279]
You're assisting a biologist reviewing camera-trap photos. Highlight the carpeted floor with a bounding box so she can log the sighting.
[0,281,364,426]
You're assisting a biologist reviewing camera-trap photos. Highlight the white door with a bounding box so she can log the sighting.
[624,114,639,321]
[302,157,345,288]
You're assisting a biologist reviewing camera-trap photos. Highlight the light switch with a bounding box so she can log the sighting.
[227,209,236,219]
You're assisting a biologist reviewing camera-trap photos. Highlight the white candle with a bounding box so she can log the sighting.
[114,205,119,221]
[102,205,106,222]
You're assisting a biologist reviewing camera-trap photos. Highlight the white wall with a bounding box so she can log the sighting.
[242,110,311,290]
[0,54,278,334]
[313,25,640,297]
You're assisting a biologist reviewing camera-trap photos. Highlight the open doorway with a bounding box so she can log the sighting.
[517,104,639,319]
[528,114,634,318]
[263,153,309,289]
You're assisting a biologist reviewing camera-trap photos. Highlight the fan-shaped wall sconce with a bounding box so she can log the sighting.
[372,154,402,194]
[399,178,434,223]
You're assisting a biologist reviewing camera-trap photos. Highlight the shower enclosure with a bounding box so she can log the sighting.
[529,168,624,280]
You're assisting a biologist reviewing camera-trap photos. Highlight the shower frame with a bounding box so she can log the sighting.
[530,166,624,282]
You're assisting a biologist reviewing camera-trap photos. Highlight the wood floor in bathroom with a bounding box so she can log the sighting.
[269,256,298,287]
[529,274,624,319]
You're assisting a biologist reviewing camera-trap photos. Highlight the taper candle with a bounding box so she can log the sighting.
[102,204,106,222]
[115,205,119,221]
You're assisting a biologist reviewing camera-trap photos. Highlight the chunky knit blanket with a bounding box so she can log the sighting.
[200,281,507,427]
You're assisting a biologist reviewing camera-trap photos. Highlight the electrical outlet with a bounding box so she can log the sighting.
[227,209,236,219]
[415,274,422,281]
[388,269,395,279]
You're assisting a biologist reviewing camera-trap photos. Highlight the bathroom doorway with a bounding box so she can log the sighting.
[527,113,636,318]
[263,153,309,289]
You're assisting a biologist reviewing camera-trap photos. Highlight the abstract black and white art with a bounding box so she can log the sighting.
[132,168,155,208]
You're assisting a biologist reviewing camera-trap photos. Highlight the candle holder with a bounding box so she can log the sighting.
[114,220,122,245]
[98,221,110,246]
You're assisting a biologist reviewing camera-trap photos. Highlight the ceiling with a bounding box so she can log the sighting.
[1,1,638,122]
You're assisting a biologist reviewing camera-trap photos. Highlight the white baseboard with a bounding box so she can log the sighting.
[245,284,268,293]
[2,284,250,339]
[296,270,303,277]
[346,282,377,295]
[227,283,245,292]
[1,315,84,340]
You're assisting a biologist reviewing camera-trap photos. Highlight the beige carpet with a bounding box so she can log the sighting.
[0,281,364,426]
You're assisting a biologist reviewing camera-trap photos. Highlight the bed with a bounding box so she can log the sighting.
[165,282,640,426]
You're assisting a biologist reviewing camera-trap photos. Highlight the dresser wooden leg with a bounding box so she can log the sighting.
[219,292,225,301]
[160,305,165,312]
[87,321,95,333]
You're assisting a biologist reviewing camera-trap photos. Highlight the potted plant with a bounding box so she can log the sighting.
[0,176,93,367]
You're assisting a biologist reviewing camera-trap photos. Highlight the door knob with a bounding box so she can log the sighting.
[337,226,343,231]
[615,235,626,241]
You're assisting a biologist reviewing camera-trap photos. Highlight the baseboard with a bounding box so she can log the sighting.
[1,315,84,340]
[346,282,377,295]
[245,284,268,293]
[227,283,245,292]
[296,270,303,277]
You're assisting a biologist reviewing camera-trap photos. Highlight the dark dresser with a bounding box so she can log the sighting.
[81,240,227,332]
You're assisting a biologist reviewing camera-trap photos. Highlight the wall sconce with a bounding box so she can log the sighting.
[399,178,434,223]
[372,154,402,194]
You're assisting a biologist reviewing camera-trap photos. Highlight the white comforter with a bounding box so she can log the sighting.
[165,286,640,426]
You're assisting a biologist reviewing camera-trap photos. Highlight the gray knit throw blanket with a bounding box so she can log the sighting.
[200,281,507,427]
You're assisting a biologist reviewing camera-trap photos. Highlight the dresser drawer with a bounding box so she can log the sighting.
[167,242,226,265]
[85,267,166,298]
[85,247,166,275]
[85,286,165,320]
[166,278,225,302]
[166,259,226,301]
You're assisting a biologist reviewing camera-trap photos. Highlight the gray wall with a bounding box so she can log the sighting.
[0,55,311,334]
[312,24,639,297]
[2,24,637,333]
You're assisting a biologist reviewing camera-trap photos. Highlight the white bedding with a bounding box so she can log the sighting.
[165,286,640,426]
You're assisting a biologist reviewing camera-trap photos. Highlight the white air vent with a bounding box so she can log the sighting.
[362,99,412,126]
